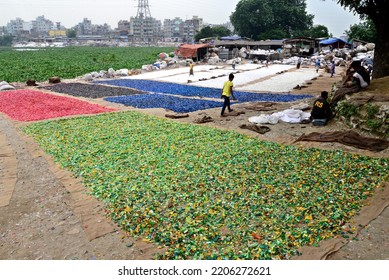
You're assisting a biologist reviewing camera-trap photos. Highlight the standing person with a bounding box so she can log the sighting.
[296,57,302,69]
[221,73,236,117]
[311,91,333,126]
[189,62,194,76]
[315,58,320,73]
[330,60,336,77]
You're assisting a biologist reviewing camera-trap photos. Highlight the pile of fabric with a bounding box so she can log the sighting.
[0,81,15,91]
[248,109,310,124]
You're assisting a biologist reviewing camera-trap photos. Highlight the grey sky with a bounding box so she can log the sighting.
[0,0,361,37]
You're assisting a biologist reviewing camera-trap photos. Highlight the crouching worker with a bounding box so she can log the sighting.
[352,60,370,88]
[311,91,333,126]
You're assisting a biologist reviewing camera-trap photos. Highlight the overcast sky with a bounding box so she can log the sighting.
[0,0,361,37]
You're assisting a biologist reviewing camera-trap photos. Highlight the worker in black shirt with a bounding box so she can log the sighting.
[311,91,333,126]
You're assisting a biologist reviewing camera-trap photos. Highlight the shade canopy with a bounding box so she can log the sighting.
[319,38,351,48]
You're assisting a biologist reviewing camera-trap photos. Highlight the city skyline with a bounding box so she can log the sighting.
[0,0,361,37]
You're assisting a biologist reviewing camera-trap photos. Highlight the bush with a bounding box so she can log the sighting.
[335,101,359,120]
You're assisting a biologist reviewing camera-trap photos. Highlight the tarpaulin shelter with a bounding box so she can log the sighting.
[319,38,351,49]
[220,35,242,41]
[175,44,211,60]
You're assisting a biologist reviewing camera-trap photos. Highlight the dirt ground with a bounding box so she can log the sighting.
[1,66,388,260]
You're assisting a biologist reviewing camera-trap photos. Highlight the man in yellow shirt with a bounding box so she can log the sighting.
[189,62,194,76]
[221,73,236,116]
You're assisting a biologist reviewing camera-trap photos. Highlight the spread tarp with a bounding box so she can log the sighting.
[220,35,242,41]
[295,131,389,152]
[176,44,210,58]
[319,38,351,48]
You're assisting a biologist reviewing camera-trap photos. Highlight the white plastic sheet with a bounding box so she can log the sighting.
[248,109,310,124]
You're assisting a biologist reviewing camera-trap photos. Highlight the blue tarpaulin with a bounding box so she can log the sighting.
[220,35,242,41]
[319,38,351,48]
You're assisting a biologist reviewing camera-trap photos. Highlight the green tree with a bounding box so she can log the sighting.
[230,0,314,40]
[66,29,77,38]
[0,35,13,46]
[194,26,231,42]
[212,26,232,38]
[345,19,376,43]
[308,24,331,38]
[325,0,388,78]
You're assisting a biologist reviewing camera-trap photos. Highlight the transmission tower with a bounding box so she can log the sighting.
[134,0,155,43]
[136,0,152,19]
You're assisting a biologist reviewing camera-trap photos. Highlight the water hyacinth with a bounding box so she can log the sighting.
[105,94,224,113]
[95,79,313,103]
[22,111,389,260]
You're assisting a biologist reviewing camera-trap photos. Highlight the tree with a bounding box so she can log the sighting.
[194,26,231,42]
[325,0,389,78]
[0,35,13,46]
[345,19,376,43]
[212,26,232,38]
[230,0,314,40]
[308,24,331,38]
[66,29,77,38]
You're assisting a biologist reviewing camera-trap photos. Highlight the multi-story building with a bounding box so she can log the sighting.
[163,17,183,41]
[6,18,28,35]
[3,14,210,44]
[73,18,111,36]
[162,16,203,43]
[31,15,53,36]
[130,16,161,43]
[118,20,131,35]
[6,16,55,37]
[75,18,93,35]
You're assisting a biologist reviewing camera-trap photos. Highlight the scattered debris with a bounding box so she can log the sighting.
[239,124,271,134]
[49,77,61,84]
[165,113,189,119]
[0,81,15,91]
[194,115,214,124]
[26,80,38,86]
[244,102,276,112]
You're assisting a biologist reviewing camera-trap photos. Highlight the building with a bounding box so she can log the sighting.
[6,18,30,36]
[48,30,67,37]
[163,17,183,42]
[182,16,203,43]
[31,16,54,36]
[162,16,203,43]
[283,37,321,57]
[74,18,112,36]
[5,16,54,37]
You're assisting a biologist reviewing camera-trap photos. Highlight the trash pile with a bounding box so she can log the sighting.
[82,68,142,81]
[13,42,66,48]
[82,52,179,81]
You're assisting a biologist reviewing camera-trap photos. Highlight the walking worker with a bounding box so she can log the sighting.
[296,57,302,69]
[221,73,236,116]
[315,58,320,73]
[189,62,194,76]
[330,60,336,77]
[311,91,333,126]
